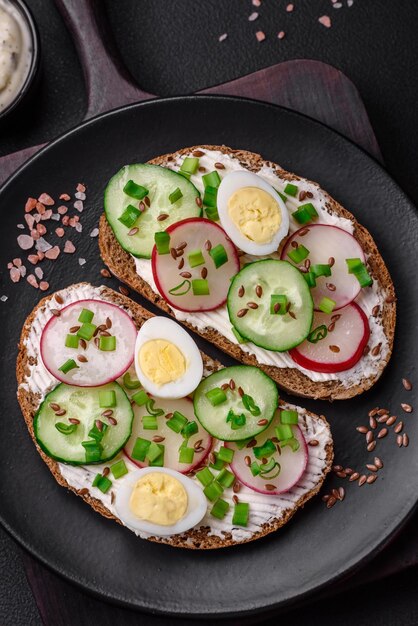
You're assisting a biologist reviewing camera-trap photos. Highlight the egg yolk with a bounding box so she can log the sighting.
[138,339,186,386]
[228,187,281,244]
[129,472,188,526]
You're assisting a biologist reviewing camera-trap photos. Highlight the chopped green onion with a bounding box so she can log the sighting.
[58,358,79,374]
[253,439,276,460]
[204,480,224,501]
[275,424,293,441]
[78,308,94,324]
[168,279,191,296]
[231,326,248,344]
[131,437,150,461]
[192,279,210,295]
[209,452,225,471]
[241,394,261,416]
[270,294,288,315]
[346,258,373,287]
[65,334,79,349]
[318,296,336,314]
[280,410,298,425]
[77,322,96,341]
[147,442,164,465]
[287,244,309,264]
[346,257,363,273]
[88,421,108,443]
[196,467,214,487]
[205,387,227,406]
[55,422,77,435]
[180,156,199,175]
[203,185,218,208]
[232,502,249,527]
[188,249,205,267]
[275,189,287,203]
[179,446,194,464]
[202,170,221,189]
[182,420,198,439]
[250,461,261,476]
[227,410,247,430]
[166,411,188,433]
[169,187,183,204]
[210,498,230,520]
[216,468,235,488]
[284,183,298,197]
[132,389,149,406]
[205,206,220,221]
[307,324,328,343]
[303,271,317,288]
[82,440,102,463]
[123,372,141,389]
[217,446,234,464]
[92,473,112,493]
[311,264,331,278]
[259,460,281,479]
[235,437,253,450]
[281,437,300,452]
[99,335,116,351]
[259,458,276,473]
[123,180,149,200]
[145,399,165,416]
[142,415,158,430]
[118,204,141,228]
[110,459,128,479]
[292,203,318,225]
[99,390,116,408]
[154,231,170,255]
[209,243,228,268]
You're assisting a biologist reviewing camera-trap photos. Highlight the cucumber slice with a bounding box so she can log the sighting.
[193,365,278,441]
[104,164,201,258]
[34,382,134,464]
[227,260,314,352]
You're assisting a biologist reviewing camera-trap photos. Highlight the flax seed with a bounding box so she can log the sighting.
[144,196,150,207]
[221,383,229,391]
[385,295,396,303]
[308,439,319,446]
[344,468,354,475]
[327,322,336,332]
[326,283,336,292]
[332,488,340,500]
[195,197,203,208]
[119,286,129,296]
[369,416,377,429]
[153,436,165,443]
[367,441,377,452]
[274,302,281,314]
[102,467,110,477]
[401,403,413,413]
[238,386,244,397]
[69,325,80,333]
[51,309,61,317]
[298,228,309,236]
[244,456,251,467]
[201,267,208,279]
[232,495,239,505]
[369,407,379,417]
[108,416,117,426]
[139,201,145,212]
[328,257,335,267]
[247,302,258,309]
[372,305,380,317]
[358,475,367,486]
[49,403,61,412]
[402,378,412,391]
[100,268,111,278]
[394,421,403,434]
[377,415,389,424]
[55,409,66,416]
[180,271,192,278]
[69,418,80,425]
[128,227,139,235]
[329,345,340,353]
[367,474,378,484]
[333,465,343,472]
[265,484,276,491]
[349,472,360,482]
[77,355,88,363]
[397,434,403,447]
[192,150,204,157]
[257,418,268,426]
[238,285,245,297]
[204,240,212,251]
[79,488,89,496]
[402,433,409,447]
[237,308,248,318]
[326,496,336,508]
[229,379,236,390]
[170,248,177,260]
[338,487,345,501]
[289,311,297,320]
[246,439,257,448]
[255,285,263,298]
[356,426,368,434]
[366,464,378,472]
[233,481,240,493]
[298,190,307,201]
[336,471,347,479]
[322,494,330,502]
[101,409,113,417]
[371,343,382,356]
[374,457,383,469]
[366,431,374,444]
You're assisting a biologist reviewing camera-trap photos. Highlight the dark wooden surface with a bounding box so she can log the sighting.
[1,0,417,621]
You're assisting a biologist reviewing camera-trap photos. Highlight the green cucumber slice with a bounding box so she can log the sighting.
[193,365,278,441]
[104,164,201,258]
[227,260,314,352]
[34,382,134,464]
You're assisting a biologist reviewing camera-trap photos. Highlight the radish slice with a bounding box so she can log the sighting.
[151,217,240,312]
[289,302,370,373]
[124,396,212,473]
[281,224,365,310]
[41,299,137,387]
[226,411,308,495]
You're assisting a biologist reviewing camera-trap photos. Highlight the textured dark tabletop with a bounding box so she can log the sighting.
[1,1,418,624]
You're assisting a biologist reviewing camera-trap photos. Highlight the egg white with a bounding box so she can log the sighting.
[217,170,290,255]
[114,467,207,536]
[134,316,203,398]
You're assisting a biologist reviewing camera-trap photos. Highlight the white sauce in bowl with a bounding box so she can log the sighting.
[0,0,32,112]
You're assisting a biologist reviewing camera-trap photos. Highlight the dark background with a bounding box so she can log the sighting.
[1,0,418,624]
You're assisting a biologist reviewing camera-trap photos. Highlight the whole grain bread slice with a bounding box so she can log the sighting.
[16,283,333,549]
[99,144,396,401]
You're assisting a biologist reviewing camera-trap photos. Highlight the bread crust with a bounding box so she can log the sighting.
[16,283,333,549]
[99,144,396,401]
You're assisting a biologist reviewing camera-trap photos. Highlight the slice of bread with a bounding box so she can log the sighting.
[16,283,333,549]
[99,144,396,401]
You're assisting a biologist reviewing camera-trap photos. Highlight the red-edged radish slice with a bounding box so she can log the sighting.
[281,224,365,310]
[151,217,240,312]
[124,397,212,473]
[226,412,308,495]
[41,299,137,386]
[289,302,370,373]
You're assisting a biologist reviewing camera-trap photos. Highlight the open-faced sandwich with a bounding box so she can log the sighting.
[17,283,333,548]
[99,145,396,401]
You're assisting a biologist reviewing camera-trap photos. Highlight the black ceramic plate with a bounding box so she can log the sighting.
[0,96,417,619]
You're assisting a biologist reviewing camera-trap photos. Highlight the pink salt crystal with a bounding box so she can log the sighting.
[41,209,53,221]
[45,246,60,260]
[57,205,68,215]
[76,183,86,193]
[25,198,37,213]
[39,281,49,291]
[30,229,40,241]
[55,228,65,237]
[248,12,258,21]
[218,33,227,42]
[252,0,261,6]
[256,30,266,42]
[7,262,13,269]
[59,193,71,201]
[75,222,83,233]
[26,274,39,288]
[32,213,41,223]
[10,268,20,283]
[19,265,26,278]
[278,31,286,39]
[36,223,47,236]
[36,202,46,214]
[13,258,22,267]
[38,193,55,206]
[34,267,43,280]
[28,255,39,265]
[69,218,76,227]
[64,240,76,254]
[75,191,86,201]
[73,200,83,212]
[62,216,70,226]
[286,3,294,11]
[17,234,34,250]
[318,15,331,27]
[37,251,45,261]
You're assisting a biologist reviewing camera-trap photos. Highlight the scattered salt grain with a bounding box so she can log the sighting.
[45,246,60,260]
[41,209,53,221]
[256,30,266,42]
[26,274,39,289]
[17,224,25,229]
[75,191,86,201]
[278,30,286,39]
[286,4,294,12]
[38,193,54,206]
[7,262,13,269]
[51,214,61,221]
[248,12,258,21]
[333,2,342,7]
[218,33,228,42]
[64,240,76,254]
[55,228,65,237]
[74,200,84,212]
[347,0,353,6]
[318,15,332,28]
[35,237,52,252]
[59,193,71,201]
[1,295,8,302]
[75,222,83,233]
[90,228,99,238]
[35,267,44,280]
[17,234,34,250]
[78,258,86,266]
[76,183,86,193]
